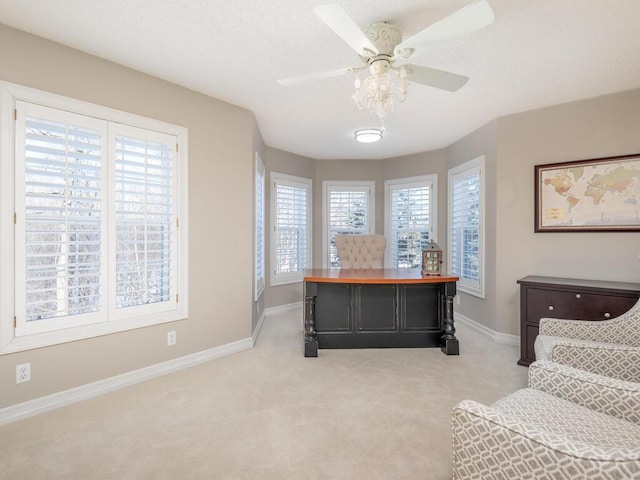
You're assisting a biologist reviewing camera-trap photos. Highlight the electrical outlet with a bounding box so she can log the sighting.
[16,363,31,384]
[167,331,177,346]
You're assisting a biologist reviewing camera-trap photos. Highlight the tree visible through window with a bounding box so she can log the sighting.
[386,176,436,269]
[23,115,103,322]
[323,182,374,268]
[114,133,173,309]
[3,85,188,351]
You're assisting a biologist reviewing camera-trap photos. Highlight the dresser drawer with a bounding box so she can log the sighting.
[525,288,637,325]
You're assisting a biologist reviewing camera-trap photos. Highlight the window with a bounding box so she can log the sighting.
[385,175,437,268]
[254,153,265,300]
[322,181,375,268]
[0,82,188,353]
[448,156,484,297]
[270,172,312,286]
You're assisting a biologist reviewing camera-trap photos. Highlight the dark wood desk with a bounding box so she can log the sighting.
[303,269,459,357]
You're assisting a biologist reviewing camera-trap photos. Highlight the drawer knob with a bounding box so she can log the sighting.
[575,294,581,299]
[604,312,611,318]
[548,305,554,311]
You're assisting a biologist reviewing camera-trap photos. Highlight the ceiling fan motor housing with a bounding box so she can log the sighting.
[362,21,403,67]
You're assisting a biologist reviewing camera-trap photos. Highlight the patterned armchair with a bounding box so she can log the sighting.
[534,297,640,382]
[452,360,640,479]
[528,360,640,424]
[335,234,386,269]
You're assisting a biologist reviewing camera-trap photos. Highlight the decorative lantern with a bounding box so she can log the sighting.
[422,240,443,276]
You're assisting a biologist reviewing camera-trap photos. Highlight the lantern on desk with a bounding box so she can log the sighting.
[422,240,443,276]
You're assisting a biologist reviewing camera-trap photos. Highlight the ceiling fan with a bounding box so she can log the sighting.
[278,1,495,121]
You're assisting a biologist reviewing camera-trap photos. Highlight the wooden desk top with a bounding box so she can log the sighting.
[303,268,459,285]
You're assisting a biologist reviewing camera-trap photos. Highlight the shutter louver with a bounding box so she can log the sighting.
[274,182,308,274]
[255,164,265,287]
[451,171,480,281]
[390,185,431,268]
[23,117,103,322]
[115,135,173,308]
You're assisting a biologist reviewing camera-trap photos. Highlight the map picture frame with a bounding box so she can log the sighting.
[534,153,640,232]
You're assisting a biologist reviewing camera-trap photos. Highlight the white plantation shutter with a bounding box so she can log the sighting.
[451,172,479,280]
[8,89,187,348]
[275,184,307,272]
[271,173,311,285]
[388,180,433,268]
[113,127,176,313]
[15,103,107,335]
[448,158,484,297]
[255,155,265,299]
[324,183,373,268]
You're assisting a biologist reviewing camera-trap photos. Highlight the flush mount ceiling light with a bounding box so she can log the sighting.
[354,128,383,143]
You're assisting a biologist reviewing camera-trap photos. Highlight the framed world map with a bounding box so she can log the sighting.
[535,154,640,232]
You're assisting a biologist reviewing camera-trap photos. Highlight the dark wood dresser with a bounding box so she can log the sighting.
[517,275,640,366]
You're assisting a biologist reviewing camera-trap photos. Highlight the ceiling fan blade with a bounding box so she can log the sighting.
[394,0,494,58]
[277,66,362,86]
[403,64,469,92]
[314,3,378,57]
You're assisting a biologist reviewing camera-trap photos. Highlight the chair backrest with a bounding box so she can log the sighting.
[336,234,386,269]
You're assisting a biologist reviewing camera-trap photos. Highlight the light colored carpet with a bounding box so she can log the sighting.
[0,308,527,480]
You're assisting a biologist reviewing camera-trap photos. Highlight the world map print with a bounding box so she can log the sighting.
[538,157,640,230]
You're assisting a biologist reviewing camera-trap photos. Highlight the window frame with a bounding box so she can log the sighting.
[448,156,485,298]
[254,152,265,301]
[384,174,437,269]
[0,81,189,354]
[322,180,375,268]
[269,171,312,286]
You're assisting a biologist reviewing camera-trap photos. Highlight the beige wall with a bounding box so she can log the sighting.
[0,24,255,408]
[446,121,499,330]
[494,89,640,336]
[263,147,315,309]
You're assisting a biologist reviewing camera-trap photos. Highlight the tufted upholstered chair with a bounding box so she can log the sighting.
[335,234,386,269]
[452,360,640,479]
[534,297,640,382]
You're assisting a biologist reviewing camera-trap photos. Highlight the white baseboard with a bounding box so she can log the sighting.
[252,310,266,345]
[455,312,519,347]
[264,301,302,317]
[0,336,254,426]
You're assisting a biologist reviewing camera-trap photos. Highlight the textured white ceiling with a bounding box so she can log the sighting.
[1,0,639,160]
